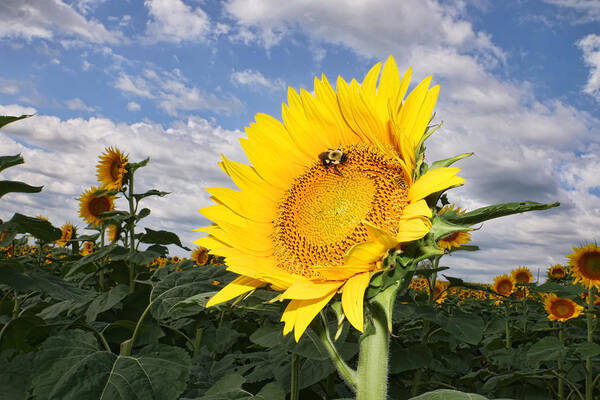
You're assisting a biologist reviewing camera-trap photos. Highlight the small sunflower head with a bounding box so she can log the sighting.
[432,280,448,304]
[96,146,128,191]
[81,241,95,256]
[437,204,471,250]
[511,266,533,284]
[548,264,568,280]
[57,223,75,247]
[568,243,600,290]
[106,224,119,243]
[78,186,115,227]
[191,246,210,266]
[544,294,583,322]
[493,274,516,297]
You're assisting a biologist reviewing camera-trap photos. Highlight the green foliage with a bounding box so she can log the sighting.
[0,213,61,242]
[0,115,32,129]
[0,180,43,198]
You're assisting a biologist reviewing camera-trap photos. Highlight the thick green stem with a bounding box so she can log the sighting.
[309,313,357,392]
[505,305,511,350]
[356,301,389,400]
[558,326,564,400]
[290,353,300,400]
[193,327,203,357]
[127,172,136,294]
[586,287,594,400]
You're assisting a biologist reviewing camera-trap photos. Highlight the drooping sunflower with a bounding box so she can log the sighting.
[567,243,600,290]
[57,223,74,247]
[78,186,115,227]
[437,204,471,250]
[196,56,465,340]
[493,274,516,296]
[511,266,533,284]
[548,264,567,280]
[191,246,210,266]
[96,146,128,191]
[544,294,583,322]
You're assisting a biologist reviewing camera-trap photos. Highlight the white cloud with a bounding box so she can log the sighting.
[577,34,600,101]
[0,77,21,95]
[0,0,122,44]
[0,105,247,252]
[115,68,243,116]
[543,0,600,22]
[144,0,211,43]
[65,98,96,112]
[230,69,286,92]
[127,101,141,111]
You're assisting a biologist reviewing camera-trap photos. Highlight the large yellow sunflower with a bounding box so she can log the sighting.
[56,223,74,247]
[511,266,533,284]
[78,186,115,227]
[544,294,583,322]
[196,56,464,340]
[437,204,471,250]
[96,146,128,191]
[568,243,600,290]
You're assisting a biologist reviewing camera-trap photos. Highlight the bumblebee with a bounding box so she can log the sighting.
[318,148,348,176]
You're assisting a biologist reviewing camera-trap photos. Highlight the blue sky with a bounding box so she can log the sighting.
[1,0,599,282]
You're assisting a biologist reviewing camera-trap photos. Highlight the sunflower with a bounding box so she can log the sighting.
[493,274,516,296]
[432,280,448,304]
[548,264,567,280]
[437,205,471,250]
[511,266,533,284]
[81,241,94,256]
[568,243,600,290]
[56,223,74,247]
[78,186,115,227]
[191,246,210,266]
[106,224,119,243]
[545,294,583,322]
[196,56,464,341]
[96,146,128,191]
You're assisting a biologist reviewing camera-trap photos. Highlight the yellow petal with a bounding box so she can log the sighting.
[207,186,276,223]
[407,167,464,202]
[401,199,432,219]
[316,265,373,280]
[281,279,344,300]
[293,290,338,341]
[341,272,371,332]
[396,216,432,242]
[206,276,265,307]
[281,299,300,336]
[344,223,398,265]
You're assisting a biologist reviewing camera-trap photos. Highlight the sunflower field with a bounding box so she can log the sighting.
[1,58,599,400]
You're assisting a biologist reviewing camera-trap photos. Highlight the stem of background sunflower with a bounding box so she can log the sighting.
[356,291,393,400]
[309,312,357,392]
[505,305,511,352]
[127,171,136,294]
[585,287,595,400]
[290,353,300,400]
[558,325,564,400]
[99,225,105,291]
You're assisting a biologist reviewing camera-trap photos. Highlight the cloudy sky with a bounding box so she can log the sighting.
[1,0,599,283]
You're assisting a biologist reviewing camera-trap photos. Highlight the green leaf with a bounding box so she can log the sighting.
[0,263,90,300]
[0,315,48,351]
[32,330,191,400]
[204,373,247,396]
[0,154,24,172]
[65,244,128,278]
[254,382,285,400]
[443,201,560,225]
[576,342,600,358]
[0,180,43,198]
[139,228,190,250]
[408,389,491,400]
[390,343,433,373]
[430,215,472,242]
[429,152,473,170]
[0,115,32,130]
[150,268,231,320]
[84,284,129,322]
[527,336,565,367]
[0,350,34,400]
[134,189,170,202]
[438,311,484,345]
[0,213,61,242]
[128,157,150,174]
[136,207,151,221]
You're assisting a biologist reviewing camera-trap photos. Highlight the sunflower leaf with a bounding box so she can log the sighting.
[133,189,170,201]
[0,154,24,172]
[140,228,190,250]
[0,115,32,130]
[408,389,491,400]
[429,215,472,242]
[429,152,473,171]
[128,157,150,174]
[443,201,560,225]
[0,213,61,242]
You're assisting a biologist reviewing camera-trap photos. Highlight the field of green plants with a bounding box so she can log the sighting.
[0,111,598,400]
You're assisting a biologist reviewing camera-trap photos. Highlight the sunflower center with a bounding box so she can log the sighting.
[110,161,122,181]
[89,196,112,217]
[515,272,530,283]
[581,252,600,279]
[552,301,574,317]
[497,281,513,295]
[273,143,409,277]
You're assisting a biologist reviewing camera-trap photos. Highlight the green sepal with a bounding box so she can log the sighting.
[0,154,24,172]
[0,115,32,130]
[429,152,473,170]
[443,201,560,225]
